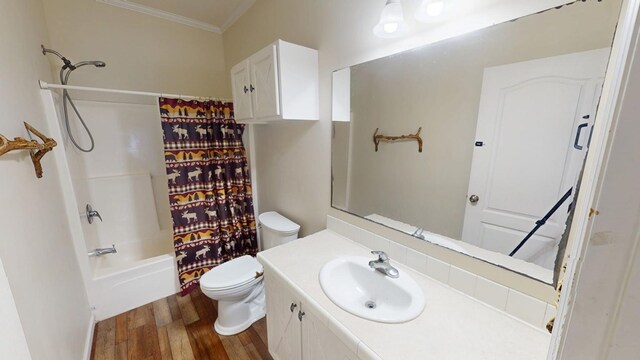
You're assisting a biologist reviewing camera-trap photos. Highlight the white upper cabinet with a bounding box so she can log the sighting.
[231,40,319,122]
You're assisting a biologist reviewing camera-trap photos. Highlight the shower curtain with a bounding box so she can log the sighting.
[159,97,258,295]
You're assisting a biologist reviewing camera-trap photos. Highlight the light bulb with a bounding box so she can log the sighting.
[415,0,447,23]
[373,0,408,38]
[426,1,444,16]
[383,22,399,33]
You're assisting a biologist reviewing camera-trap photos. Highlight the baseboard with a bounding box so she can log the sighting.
[83,313,96,360]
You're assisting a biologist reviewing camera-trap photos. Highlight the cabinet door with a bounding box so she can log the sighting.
[249,44,280,119]
[231,61,253,120]
[265,272,301,360]
[301,305,358,360]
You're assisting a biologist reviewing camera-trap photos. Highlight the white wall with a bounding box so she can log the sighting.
[222,0,591,238]
[41,0,230,103]
[0,258,31,360]
[0,0,91,359]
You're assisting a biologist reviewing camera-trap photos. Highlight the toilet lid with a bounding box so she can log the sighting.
[200,255,263,290]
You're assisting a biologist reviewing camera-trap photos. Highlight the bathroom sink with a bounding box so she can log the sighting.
[319,256,425,323]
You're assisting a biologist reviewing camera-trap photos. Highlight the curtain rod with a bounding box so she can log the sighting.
[38,80,231,102]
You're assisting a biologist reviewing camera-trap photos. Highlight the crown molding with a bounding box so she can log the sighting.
[220,0,256,32]
[96,0,222,33]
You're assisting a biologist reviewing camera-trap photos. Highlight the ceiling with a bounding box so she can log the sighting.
[97,0,256,33]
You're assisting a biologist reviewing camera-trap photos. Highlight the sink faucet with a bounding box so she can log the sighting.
[88,245,117,257]
[368,251,399,278]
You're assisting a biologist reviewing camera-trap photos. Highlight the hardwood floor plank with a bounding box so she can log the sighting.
[157,326,174,360]
[93,317,116,360]
[252,317,269,347]
[166,320,196,360]
[238,331,263,360]
[185,319,230,360]
[153,298,174,327]
[115,313,128,345]
[128,324,161,360]
[220,334,252,360]
[128,303,154,330]
[245,326,272,360]
[176,293,200,325]
[114,342,127,360]
[167,295,182,321]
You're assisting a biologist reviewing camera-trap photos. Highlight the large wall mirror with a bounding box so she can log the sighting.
[331,0,622,285]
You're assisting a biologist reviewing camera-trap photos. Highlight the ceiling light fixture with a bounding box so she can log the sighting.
[373,0,408,38]
[415,0,446,23]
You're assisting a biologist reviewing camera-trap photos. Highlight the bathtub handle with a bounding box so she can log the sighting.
[86,204,102,224]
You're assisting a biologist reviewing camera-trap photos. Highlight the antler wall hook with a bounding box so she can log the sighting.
[0,122,57,178]
[373,127,423,153]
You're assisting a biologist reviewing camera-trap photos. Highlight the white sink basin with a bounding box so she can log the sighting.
[319,256,425,323]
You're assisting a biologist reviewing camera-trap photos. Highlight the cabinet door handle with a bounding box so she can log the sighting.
[298,310,305,321]
[243,85,249,94]
[250,84,255,92]
[290,303,297,312]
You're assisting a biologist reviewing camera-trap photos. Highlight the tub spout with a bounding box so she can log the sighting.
[88,245,117,257]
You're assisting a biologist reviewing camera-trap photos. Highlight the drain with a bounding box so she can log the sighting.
[364,300,377,309]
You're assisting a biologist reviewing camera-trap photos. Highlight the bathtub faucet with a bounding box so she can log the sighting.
[88,245,117,257]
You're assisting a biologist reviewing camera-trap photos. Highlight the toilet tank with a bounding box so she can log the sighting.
[259,211,300,250]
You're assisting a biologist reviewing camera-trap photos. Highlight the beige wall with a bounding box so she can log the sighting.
[344,1,620,240]
[222,0,579,237]
[0,0,91,359]
[41,0,230,103]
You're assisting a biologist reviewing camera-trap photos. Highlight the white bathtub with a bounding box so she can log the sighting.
[89,229,180,320]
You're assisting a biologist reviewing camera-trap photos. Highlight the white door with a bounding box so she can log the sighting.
[265,273,301,360]
[250,44,280,119]
[231,61,253,120]
[461,49,609,268]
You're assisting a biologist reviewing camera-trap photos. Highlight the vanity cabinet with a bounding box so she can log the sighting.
[265,270,358,360]
[231,39,319,122]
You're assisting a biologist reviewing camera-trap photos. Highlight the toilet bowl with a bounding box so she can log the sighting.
[200,211,300,335]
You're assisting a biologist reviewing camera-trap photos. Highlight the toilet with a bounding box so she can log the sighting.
[200,211,300,335]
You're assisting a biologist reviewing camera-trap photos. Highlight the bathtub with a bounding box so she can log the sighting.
[89,229,180,320]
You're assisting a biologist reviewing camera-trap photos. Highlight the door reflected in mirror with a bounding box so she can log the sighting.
[331,0,622,284]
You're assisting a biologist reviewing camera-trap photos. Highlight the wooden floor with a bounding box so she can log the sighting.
[90,288,273,360]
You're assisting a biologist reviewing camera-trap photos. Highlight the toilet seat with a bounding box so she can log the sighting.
[200,255,263,291]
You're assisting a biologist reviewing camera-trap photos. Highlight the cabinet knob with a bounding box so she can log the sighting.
[250,84,255,92]
[290,303,297,312]
[243,86,249,94]
[298,310,305,322]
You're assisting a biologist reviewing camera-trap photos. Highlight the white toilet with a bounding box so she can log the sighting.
[200,211,300,335]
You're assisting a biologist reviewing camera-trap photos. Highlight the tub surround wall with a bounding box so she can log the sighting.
[327,216,556,329]
[72,100,172,231]
[0,1,92,359]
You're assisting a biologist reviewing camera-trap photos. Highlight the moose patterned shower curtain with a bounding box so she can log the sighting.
[159,97,258,295]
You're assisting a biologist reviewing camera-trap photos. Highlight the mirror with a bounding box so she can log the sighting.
[331,0,622,285]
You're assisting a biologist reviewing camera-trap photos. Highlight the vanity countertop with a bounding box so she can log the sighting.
[257,229,551,360]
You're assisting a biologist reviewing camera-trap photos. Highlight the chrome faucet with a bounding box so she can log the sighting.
[368,251,399,278]
[412,227,425,240]
[88,245,117,257]
[86,204,102,224]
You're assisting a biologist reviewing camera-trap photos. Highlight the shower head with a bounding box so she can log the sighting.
[41,44,74,70]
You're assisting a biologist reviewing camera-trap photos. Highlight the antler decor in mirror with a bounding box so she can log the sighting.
[0,122,57,178]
